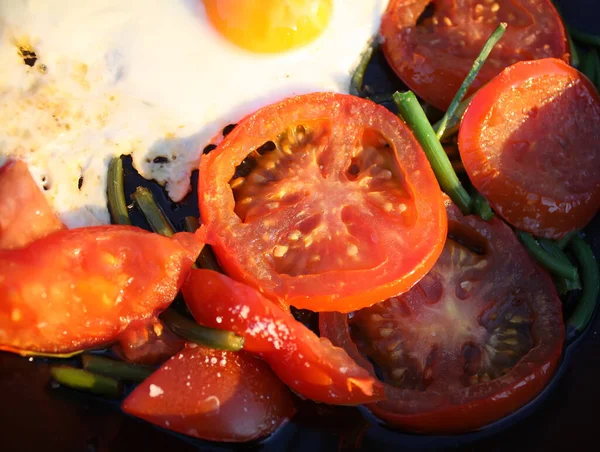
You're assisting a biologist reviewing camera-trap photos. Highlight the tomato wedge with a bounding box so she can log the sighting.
[199,92,446,312]
[459,58,600,239]
[115,319,185,365]
[122,344,295,442]
[319,197,564,433]
[0,226,202,354]
[0,160,64,249]
[380,0,569,111]
[182,269,385,405]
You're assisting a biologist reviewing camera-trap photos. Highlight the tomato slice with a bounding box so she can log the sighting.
[182,268,386,405]
[115,319,185,365]
[199,92,446,312]
[0,160,64,249]
[459,58,600,239]
[122,343,296,442]
[319,198,564,433]
[380,0,569,111]
[0,226,202,354]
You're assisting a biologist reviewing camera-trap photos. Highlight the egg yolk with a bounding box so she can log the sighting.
[203,0,333,53]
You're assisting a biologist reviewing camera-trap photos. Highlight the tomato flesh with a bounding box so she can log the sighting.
[199,93,446,312]
[122,344,296,442]
[380,0,569,111]
[459,58,600,238]
[319,198,564,433]
[182,269,385,405]
[0,160,64,249]
[0,226,202,354]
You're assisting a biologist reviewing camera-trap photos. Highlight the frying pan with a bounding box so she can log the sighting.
[1,0,598,450]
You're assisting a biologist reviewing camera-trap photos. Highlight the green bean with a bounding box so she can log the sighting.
[556,230,579,250]
[393,91,472,214]
[16,350,84,359]
[350,42,376,96]
[81,354,155,382]
[50,366,121,397]
[516,231,579,281]
[538,238,581,294]
[568,33,580,68]
[107,157,132,226]
[182,216,223,273]
[159,308,244,352]
[472,192,494,221]
[567,237,599,334]
[435,23,507,140]
[131,186,175,237]
[569,27,600,48]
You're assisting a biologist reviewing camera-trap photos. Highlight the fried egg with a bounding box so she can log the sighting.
[0,0,386,227]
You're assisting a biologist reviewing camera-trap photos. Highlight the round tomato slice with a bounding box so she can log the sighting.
[0,226,202,354]
[319,198,564,433]
[380,0,569,111]
[182,268,386,405]
[459,58,600,239]
[122,344,296,442]
[0,160,64,249]
[198,92,446,312]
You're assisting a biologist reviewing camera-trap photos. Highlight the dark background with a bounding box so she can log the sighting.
[1,1,598,451]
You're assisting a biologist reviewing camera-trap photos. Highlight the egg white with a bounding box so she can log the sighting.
[0,0,386,227]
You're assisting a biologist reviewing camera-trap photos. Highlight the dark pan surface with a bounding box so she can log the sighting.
[1,1,598,450]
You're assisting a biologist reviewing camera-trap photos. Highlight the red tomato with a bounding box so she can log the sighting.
[319,198,564,433]
[115,319,185,365]
[0,226,202,354]
[380,0,569,111]
[459,58,600,239]
[199,92,446,312]
[122,344,296,442]
[0,160,64,249]
[182,269,386,405]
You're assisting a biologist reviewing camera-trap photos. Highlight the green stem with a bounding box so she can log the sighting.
[432,94,474,141]
[538,238,582,295]
[435,23,507,140]
[50,366,121,397]
[107,157,132,226]
[350,43,376,96]
[580,49,598,86]
[393,91,472,214]
[472,192,494,221]
[517,231,579,281]
[557,230,579,250]
[568,33,580,68]
[81,355,155,382]
[159,308,244,352]
[131,187,175,237]
[568,26,600,48]
[567,237,599,334]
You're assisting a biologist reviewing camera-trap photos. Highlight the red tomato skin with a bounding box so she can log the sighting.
[380,0,569,111]
[114,319,185,365]
[459,58,600,238]
[199,92,447,313]
[0,160,64,249]
[182,269,386,405]
[122,344,296,443]
[0,226,203,354]
[319,198,564,433]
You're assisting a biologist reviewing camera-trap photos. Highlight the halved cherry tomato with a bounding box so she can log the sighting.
[380,0,569,111]
[182,269,385,405]
[459,58,600,239]
[0,226,202,354]
[0,160,64,249]
[319,197,564,433]
[115,319,185,365]
[198,92,446,312]
[122,344,295,442]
